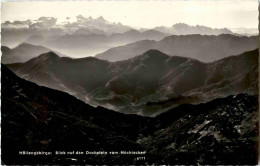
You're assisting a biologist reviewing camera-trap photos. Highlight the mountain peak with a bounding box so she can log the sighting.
[142,29,163,35]
[1,46,11,51]
[144,49,165,54]
[172,23,189,27]
[173,23,188,26]
[14,43,49,51]
[16,43,35,48]
[171,23,233,35]
[36,51,60,61]
[142,49,169,59]
[96,16,107,22]
[45,51,59,56]
[124,29,140,35]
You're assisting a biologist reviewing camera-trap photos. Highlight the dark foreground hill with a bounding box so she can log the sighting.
[8,49,258,116]
[2,64,258,164]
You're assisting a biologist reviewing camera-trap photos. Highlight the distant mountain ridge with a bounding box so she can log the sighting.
[154,23,233,35]
[1,16,132,48]
[2,16,239,55]
[2,16,234,36]
[2,15,131,34]
[96,34,258,62]
[1,28,168,59]
[8,49,258,116]
[1,43,65,64]
[40,29,168,57]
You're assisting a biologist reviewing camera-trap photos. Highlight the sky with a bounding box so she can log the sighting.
[1,0,259,29]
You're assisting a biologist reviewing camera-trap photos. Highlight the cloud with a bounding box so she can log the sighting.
[29,17,57,28]
[2,20,31,28]
[2,17,57,29]
[76,15,93,22]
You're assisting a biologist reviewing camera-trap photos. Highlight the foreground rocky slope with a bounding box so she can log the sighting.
[2,64,149,165]
[8,49,258,116]
[2,64,258,164]
[143,94,258,164]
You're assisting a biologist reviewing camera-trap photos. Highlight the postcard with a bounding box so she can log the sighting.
[1,0,259,164]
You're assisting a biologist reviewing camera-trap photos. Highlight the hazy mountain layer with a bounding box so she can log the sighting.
[96,34,258,62]
[1,28,168,58]
[2,64,258,164]
[1,43,65,64]
[1,28,65,48]
[154,23,233,35]
[2,16,237,48]
[8,49,258,116]
[1,16,130,47]
[40,29,168,57]
[2,17,241,59]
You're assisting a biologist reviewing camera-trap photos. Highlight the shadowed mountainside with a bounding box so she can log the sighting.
[2,64,258,164]
[7,49,258,116]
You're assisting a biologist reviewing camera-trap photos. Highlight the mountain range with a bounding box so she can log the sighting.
[3,16,251,57]
[2,33,256,63]
[96,34,258,62]
[154,23,233,35]
[1,43,65,64]
[2,16,236,36]
[39,29,168,57]
[2,63,258,164]
[1,16,138,49]
[1,28,168,58]
[7,48,258,116]
[1,28,65,48]
[231,28,258,36]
